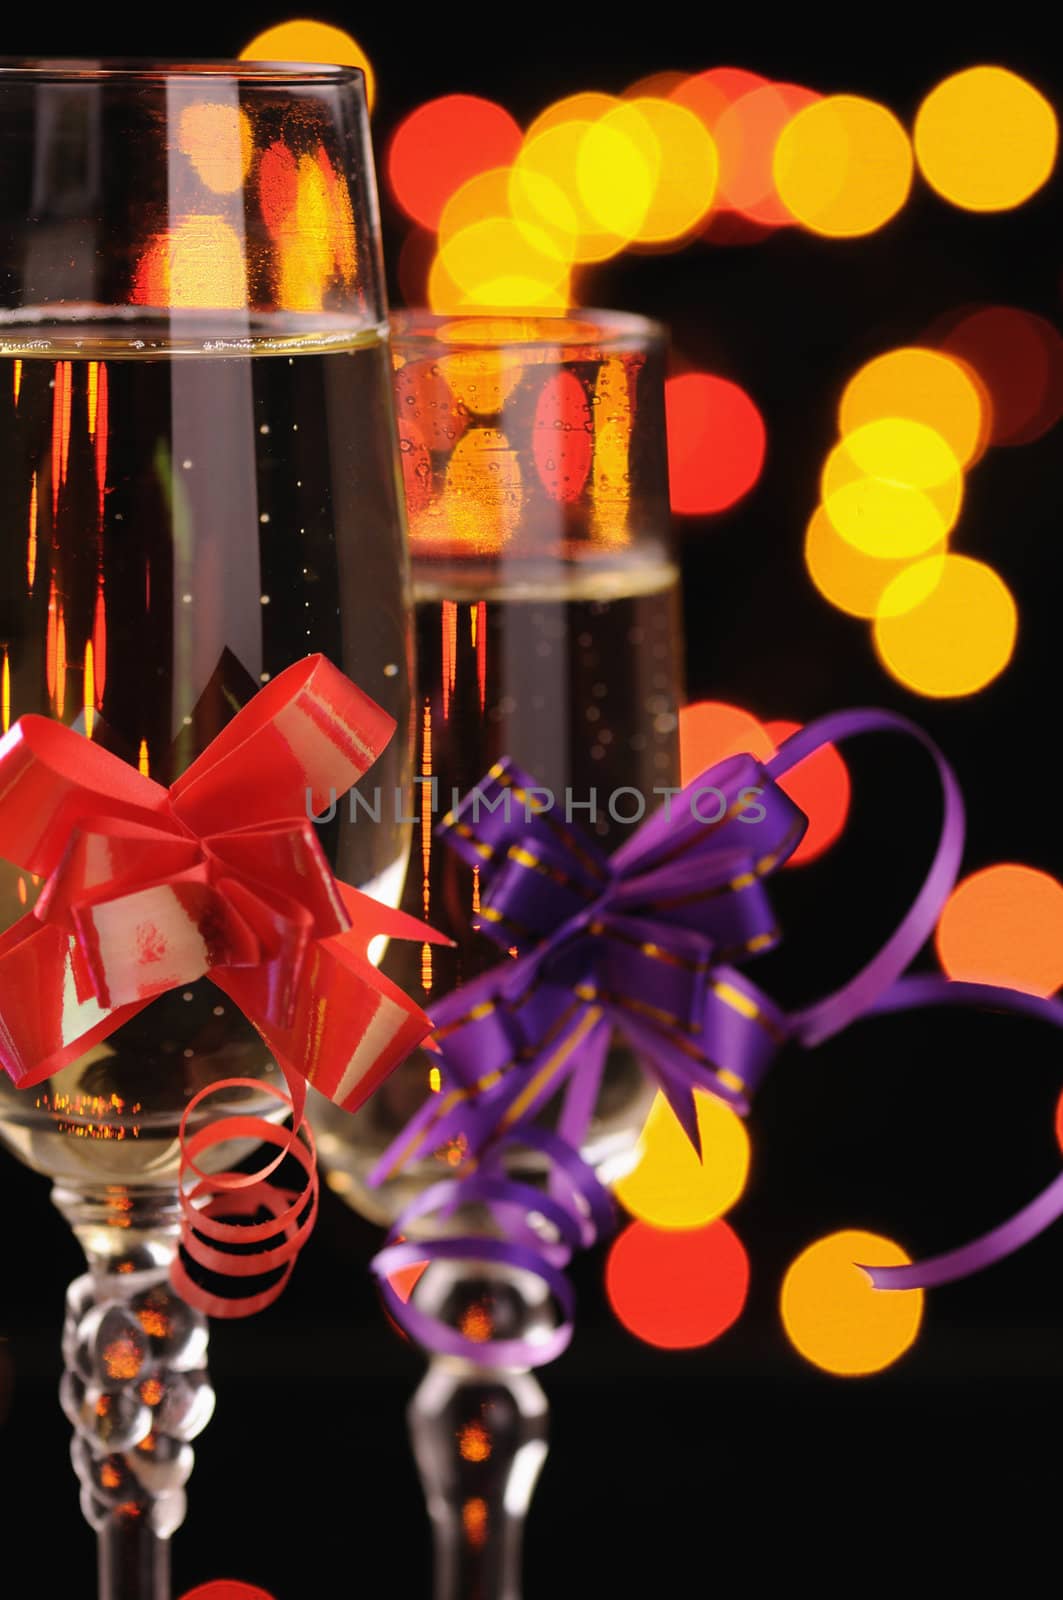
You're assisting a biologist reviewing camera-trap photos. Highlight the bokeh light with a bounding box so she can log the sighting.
[781,1230,923,1376]
[679,701,774,783]
[616,98,719,242]
[873,553,1017,697]
[577,103,660,241]
[937,307,1063,447]
[915,67,1057,212]
[533,369,593,502]
[679,702,849,867]
[438,217,570,304]
[936,864,1063,996]
[388,96,522,231]
[713,81,820,226]
[670,67,768,134]
[181,1584,275,1600]
[440,426,523,552]
[804,504,946,620]
[178,104,253,195]
[822,419,963,559]
[1055,1088,1063,1156]
[526,91,619,141]
[133,217,247,309]
[839,347,989,468]
[774,96,913,237]
[614,1090,750,1230]
[514,121,630,265]
[763,719,851,866]
[606,1218,750,1349]
[666,373,766,515]
[240,19,376,110]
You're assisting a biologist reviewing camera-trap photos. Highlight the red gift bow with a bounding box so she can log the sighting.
[0,654,444,1314]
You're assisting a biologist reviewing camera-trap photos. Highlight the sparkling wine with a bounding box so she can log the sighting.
[0,313,412,1182]
[313,558,682,1221]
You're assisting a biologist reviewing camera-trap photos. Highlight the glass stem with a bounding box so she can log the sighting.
[52,1184,215,1600]
[408,1357,548,1600]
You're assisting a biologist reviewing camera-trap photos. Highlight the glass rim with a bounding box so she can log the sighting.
[0,56,366,88]
[390,307,666,357]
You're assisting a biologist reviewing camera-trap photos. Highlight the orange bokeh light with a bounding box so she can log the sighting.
[605,1218,750,1349]
[240,19,375,109]
[679,701,774,784]
[936,864,1063,996]
[666,373,766,515]
[388,96,522,232]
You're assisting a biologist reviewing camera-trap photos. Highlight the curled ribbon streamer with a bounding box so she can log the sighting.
[860,975,1063,1292]
[371,708,965,1358]
[0,653,446,1315]
[373,1125,614,1368]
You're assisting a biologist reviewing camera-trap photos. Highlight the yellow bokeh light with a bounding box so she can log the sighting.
[839,347,989,468]
[526,92,619,142]
[577,104,660,240]
[438,217,570,301]
[614,1090,750,1231]
[822,419,963,559]
[614,98,719,242]
[143,215,248,309]
[515,123,629,264]
[774,95,913,237]
[804,505,946,619]
[240,19,376,110]
[439,350,524,416]
[441,426,523,552]
[915,66,1057,212]
[874,553,1017,697]
[781,1230,923,1377]
[439,167,576,268]
[591,355,633,545]
[178,103,254,194]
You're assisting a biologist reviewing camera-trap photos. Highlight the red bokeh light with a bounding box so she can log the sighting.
[714,82,821,226]
[935,305,1063,446]
[669,66,769,132]
[533,369,593,502]
[763,719,851,865]
[387,96,523,231]
[665,373,766,515]
[605,1218,750,1349]
[180,1584,275,1600]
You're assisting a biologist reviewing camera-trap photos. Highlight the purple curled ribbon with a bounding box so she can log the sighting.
[369,707,1047,1361]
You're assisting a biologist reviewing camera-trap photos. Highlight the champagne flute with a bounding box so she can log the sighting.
[312,310,680,1599]
[0,58,411,1599]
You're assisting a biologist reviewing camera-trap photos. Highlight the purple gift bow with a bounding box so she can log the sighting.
[370,708,967,1361]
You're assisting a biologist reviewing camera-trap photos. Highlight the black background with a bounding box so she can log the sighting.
[4,12,1063,1596]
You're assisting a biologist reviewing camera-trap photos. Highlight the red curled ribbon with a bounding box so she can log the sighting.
[0,653,445,1313]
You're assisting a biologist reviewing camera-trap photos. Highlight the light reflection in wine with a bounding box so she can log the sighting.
[27,469,37,589]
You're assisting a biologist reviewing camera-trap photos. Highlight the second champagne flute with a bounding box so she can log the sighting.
[312,310,682,1599]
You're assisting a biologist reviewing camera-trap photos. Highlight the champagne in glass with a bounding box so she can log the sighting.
[0,59,411,1599]
[311,311,681,1600]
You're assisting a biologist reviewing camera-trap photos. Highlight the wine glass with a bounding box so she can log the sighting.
[311,310,680,1599]
[0,58,411,1600]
